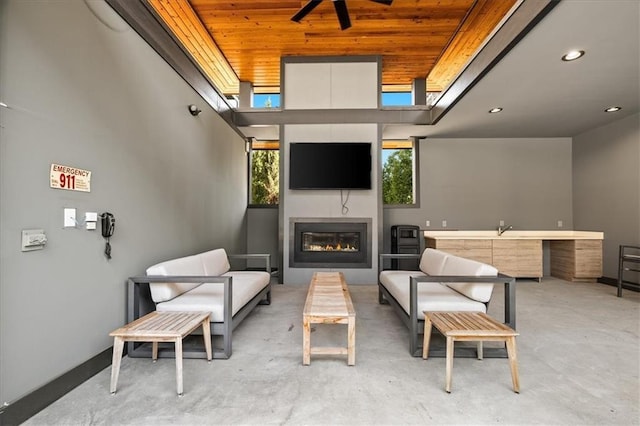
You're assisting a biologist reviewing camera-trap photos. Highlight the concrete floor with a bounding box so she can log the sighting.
[25,278,639,425]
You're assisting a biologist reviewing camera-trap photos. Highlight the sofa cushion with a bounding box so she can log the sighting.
[441,255,497,303]
[419,248,449,275]
[156,270,270,322]
[223,271,270,313]
[146,254,206,303]
[380,270,486,319]
[200,248,231,276]
[380,270,426,293]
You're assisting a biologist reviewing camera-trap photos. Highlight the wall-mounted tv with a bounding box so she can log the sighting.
[289,142,372,190]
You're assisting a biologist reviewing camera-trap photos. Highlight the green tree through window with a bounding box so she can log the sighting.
[250,148,279,204]
[383,148,414,205]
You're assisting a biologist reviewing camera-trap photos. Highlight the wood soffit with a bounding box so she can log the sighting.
[147,0,517,95]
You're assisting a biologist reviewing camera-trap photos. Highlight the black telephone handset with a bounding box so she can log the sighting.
[101,212,115,238]
[100,212,115,259]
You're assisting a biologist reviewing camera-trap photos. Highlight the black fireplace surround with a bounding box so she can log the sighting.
[290,218,372,268]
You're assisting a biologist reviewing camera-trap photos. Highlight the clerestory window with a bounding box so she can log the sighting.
[252,94,280,109]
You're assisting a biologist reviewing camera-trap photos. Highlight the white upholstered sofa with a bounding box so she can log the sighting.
[379,248,516,357]
[127,248,271,359]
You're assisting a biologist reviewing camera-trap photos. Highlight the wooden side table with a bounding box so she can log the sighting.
[422,311,520,393]
[109,311,212,396]
[303,272,356,366]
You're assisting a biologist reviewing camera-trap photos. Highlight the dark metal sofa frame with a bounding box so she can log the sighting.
[378,253,517,358]
[127,254,271,360]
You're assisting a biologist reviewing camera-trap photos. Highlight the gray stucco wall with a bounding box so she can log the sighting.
[573,113,640,280]
[384,138,574,252]
[0,1,247,404]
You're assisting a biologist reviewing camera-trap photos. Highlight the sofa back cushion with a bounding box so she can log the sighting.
[200,248,231,276]
[419,248,450,275]
[146,254,205,303]
[441,255,497,303]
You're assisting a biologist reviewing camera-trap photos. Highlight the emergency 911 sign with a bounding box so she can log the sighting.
[50,164,91,192]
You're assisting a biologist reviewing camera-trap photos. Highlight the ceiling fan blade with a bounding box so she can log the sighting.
[292,0,323,23]
[333,0,351,30]
[370,0,393,4]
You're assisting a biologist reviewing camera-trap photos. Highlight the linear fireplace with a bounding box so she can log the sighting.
[290,218,372,268]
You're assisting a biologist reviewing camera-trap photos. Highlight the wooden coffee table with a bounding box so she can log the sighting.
[109,311,212,396]
[422,311,520,393]
[303,272,356,365]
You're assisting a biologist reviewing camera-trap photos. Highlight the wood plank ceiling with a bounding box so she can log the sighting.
[149,0,517,95]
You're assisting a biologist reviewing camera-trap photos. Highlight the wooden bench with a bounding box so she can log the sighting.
[109,311,212,396]
[303,272,356,366]
[422,311,520,393]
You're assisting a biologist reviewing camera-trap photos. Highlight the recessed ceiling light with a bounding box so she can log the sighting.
[488,107,503,113]
[604,106,622,113]
[562,50,585,61]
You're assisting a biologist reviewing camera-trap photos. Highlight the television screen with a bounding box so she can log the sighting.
[289,142,372,190]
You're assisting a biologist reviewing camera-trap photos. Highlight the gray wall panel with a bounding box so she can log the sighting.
[384,138,573,252]
[247,208,279,268]
[0,0,247,404]
[573,113,640,280]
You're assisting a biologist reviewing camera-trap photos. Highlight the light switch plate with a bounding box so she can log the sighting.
[64,208,76,228]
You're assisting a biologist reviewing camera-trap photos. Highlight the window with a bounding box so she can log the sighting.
[252,94,280,108]
[249,140,279,205]
[381,92,412,106]
[382,140,417,206]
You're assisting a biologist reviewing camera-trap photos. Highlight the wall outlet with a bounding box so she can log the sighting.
[425,220,430,227]
[499,220,505,227]
[442,220,447,228]
[557,220,563,228]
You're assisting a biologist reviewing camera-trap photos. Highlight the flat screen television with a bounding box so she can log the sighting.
[289,142,372,190]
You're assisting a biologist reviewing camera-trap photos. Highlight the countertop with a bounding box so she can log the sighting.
[423,230,604,240]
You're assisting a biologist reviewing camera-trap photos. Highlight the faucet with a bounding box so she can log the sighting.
[498,224,513,236]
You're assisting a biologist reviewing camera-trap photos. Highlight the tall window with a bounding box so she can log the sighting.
[249,140,279,205]
[382,140,417,206]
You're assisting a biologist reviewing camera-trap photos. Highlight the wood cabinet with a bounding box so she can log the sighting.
[550,240,602,282]
[424,232,603,282]
[426,237,541,278]
[492,239,542,278]
[425,238,492,264]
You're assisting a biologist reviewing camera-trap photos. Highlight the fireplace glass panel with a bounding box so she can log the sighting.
[302,232,360,252]
[290,219,371,268]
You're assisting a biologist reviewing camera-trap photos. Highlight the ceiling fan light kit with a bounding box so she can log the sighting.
[292,0,393,31]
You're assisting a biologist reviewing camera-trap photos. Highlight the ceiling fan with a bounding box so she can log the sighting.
[292,0,393,31]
